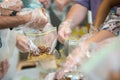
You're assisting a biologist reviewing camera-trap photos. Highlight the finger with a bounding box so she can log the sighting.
[58,31,65,44]
[18,41,30,52]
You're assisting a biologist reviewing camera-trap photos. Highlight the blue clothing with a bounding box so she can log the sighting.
[21,0,43,9]
[75,0,102,21]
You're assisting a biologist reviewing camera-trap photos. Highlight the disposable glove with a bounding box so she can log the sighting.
[16,34,30,52]
[0,0,23,11]
[55,43,90,79]
[25,8,48,30]
[58,20,73,44]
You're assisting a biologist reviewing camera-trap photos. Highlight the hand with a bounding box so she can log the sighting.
[0,0,23,11]
[39,0,51,9]
[16,34,30,52]
[58,20,72,44]
[0,59,9,80]
[54,0,72,11]
[28,8,48,30]
[54,45,88,79]
[54,55,77,79]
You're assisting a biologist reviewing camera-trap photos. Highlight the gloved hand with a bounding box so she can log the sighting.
[54,43,89,79]
[25,8,48,30]
[89,24,99,34]
[16,34,30,52]
[0,59,9,80]
[58,20,73,44]
[0,0,23,11]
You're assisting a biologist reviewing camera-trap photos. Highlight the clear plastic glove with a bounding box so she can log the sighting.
[16,34,30,52]
[55,43,89,79]
[39,0,51,9]
[54,0,72,11]
[0,0,23,11]
[28,38,40,55]
[89,24,99,34]
[58,20,73,44]
[25,8,48,30]
[0,59,9,80]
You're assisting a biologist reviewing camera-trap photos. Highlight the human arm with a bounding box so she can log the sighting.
[0,7,14,16]
[58,3,88,43]
[65,3,88,29]
[94,0,120,29]
[0,7,31,29]
[55,30,116,79]
[0,14,31,29]
[16,34,30,52]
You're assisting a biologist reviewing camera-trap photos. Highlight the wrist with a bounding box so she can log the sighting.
[62,19,74,29]
[23,14,31,23]
[0,9,13,16]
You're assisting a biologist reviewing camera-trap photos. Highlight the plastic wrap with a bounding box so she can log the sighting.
[58,20,72,44]
[55,33,96,79]
[0,0,23,11]
[18,8,48,30]
[80,37,120,80]
[0,29,16,62]
[15,8,49,52]
[26,27,57,72]
[24,27,57,53]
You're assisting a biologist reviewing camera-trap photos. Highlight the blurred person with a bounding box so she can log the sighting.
[0,0,49,52]
[0,1,48,79]
[0,7,48,52]
[57,0,107,44]
[55,0,120,79]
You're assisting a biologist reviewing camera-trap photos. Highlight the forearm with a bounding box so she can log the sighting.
[65,3,88,29]
[0,15,29,29]
[0,7,13,16]
[84,30,115,47]
[94,0,120,28]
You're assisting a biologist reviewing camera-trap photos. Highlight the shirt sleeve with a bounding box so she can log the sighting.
[74,0,90,10]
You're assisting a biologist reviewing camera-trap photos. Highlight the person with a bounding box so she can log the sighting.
[54,0,120,79]
[57,0,106,44]
[0,1,48,79]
